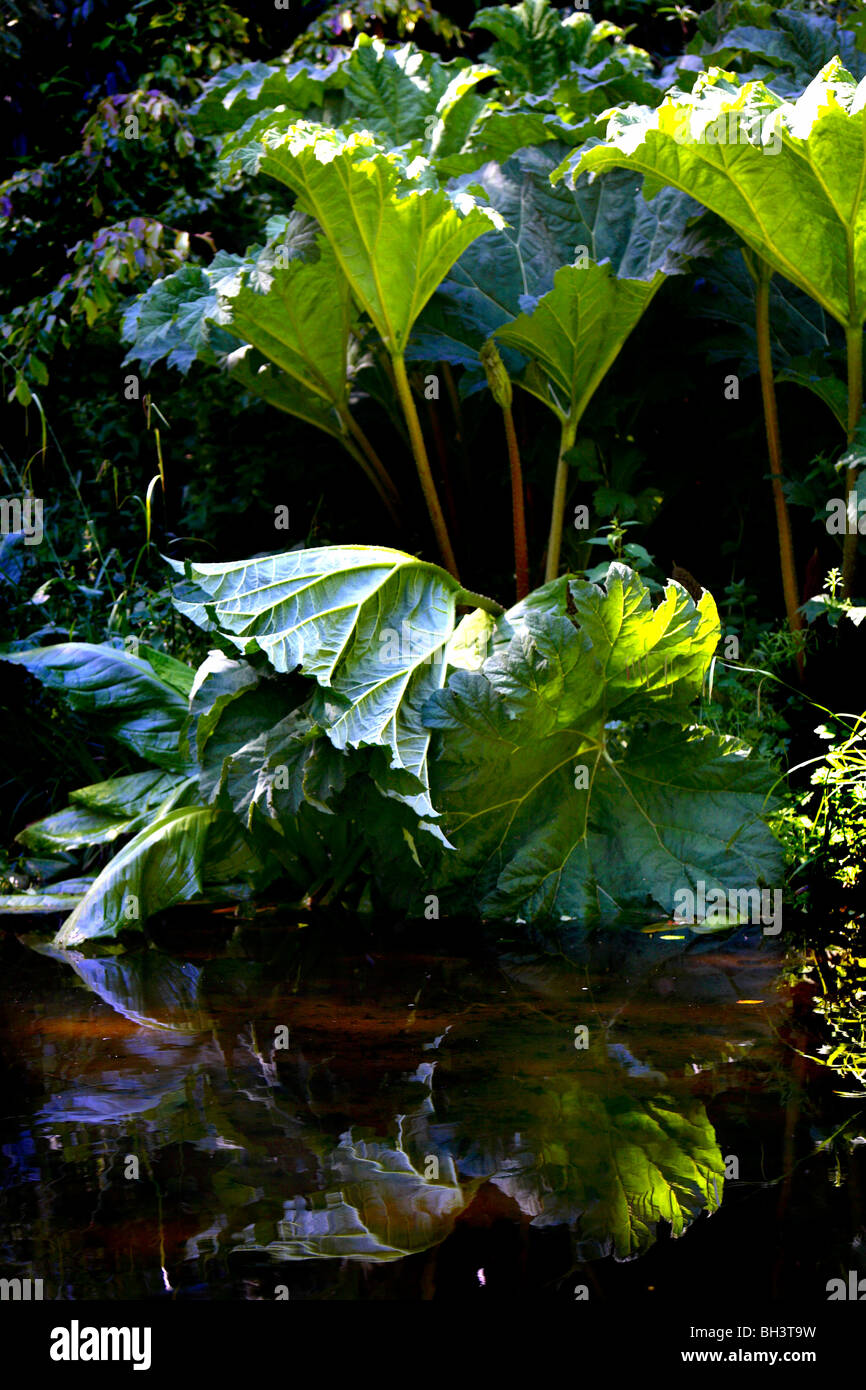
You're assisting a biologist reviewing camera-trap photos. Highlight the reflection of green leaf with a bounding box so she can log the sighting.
[486,1057,724,1259]
[426,564,781,922]
[18,927,769,1272]
[32,946,208,1033]
[240,1132,481,1261]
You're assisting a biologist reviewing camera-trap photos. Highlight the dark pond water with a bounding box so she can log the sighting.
[0,914,863,1302]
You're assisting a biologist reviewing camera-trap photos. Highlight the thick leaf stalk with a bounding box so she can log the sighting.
[481,339,529,599]
[844,325,863,599]
[504,405,530,600]
[754,260,804,675]
[546,418,577,584]
[392,353,460,580]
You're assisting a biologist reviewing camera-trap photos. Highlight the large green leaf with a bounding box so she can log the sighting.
[471,0,644,96]
[409,145,584,372]
[494,263,662,428]
[0,879,96,914]
[425,563,781,923]
[338,32,608,172]
[695,6,866,96]
[550,53,662,119]
[53,806,264,946]
[214,709,348,828]
[573,61,866,331]
[17,770,195,853]
[232,123,504,354]
[0,643,192,769]
[685,239,829,374]
[122,219,354,425]
[432,99,598,180]
[121,257,240,373]
[191,56,347,135]
[410,150,701,386]
[184,650,310,812]
[342,36,495,149]
[487,160,701,426]
[212,230,354,409]
[168,545,478,820]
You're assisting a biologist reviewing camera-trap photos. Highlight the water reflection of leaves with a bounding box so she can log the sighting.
[33,942,208,1032]
[17,927,782,1269]
[240,1128,483,1261]
[436,1044,724,1260]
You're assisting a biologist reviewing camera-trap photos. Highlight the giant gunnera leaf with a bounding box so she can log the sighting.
[570,60,866,333]
[0,642,192,770]
[122,219,356,441]
[424,563,782,923]
[54,806,266,947]
[168,545,496,821]
[471,0,645,97]
[229,124,504,355]
[491,160,702,429]
[410,148,702,393]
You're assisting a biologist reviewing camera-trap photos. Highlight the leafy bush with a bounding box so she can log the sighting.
[4,0,866,949]
[0,555,782,940]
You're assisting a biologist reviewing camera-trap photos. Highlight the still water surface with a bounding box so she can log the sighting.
[0,916,862,1300]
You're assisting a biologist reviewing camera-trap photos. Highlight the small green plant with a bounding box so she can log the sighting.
[582,518,659,586]
[802,567,866,629]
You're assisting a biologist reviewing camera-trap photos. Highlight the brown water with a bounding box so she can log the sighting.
[0,915,862,1301]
